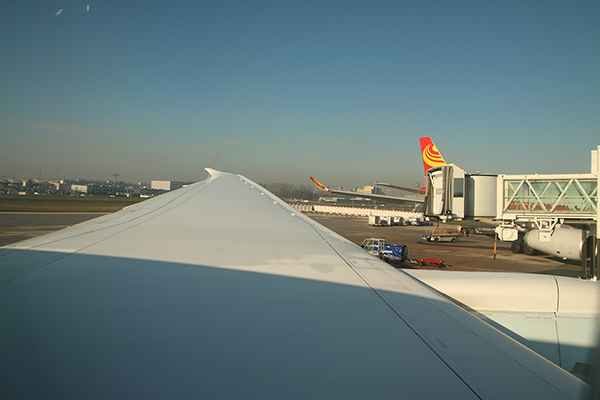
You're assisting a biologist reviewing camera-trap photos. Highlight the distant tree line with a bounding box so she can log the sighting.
[259,183,318,201]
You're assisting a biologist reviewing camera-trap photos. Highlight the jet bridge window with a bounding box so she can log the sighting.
[454,178,464,198]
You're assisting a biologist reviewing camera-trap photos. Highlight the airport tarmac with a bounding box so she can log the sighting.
[0,212,583,278]
[308,214,583,278]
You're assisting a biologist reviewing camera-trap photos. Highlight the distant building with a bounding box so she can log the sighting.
[36,182,56,192]
[54,182,72,192]
[123,187,141,197]
[354,186,391,196]
[87,185,118,196]
[71,184,88,193]
[151,181,188,191]
[69,183,144,197]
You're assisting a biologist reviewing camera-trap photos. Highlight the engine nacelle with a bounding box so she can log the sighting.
[524,227,586,261]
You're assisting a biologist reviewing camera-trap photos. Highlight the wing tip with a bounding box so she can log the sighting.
[205,168,223,179]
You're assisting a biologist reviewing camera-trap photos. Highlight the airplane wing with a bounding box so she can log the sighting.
[0,169,586,399]
[310,176,424,205]
[375,181,426,194]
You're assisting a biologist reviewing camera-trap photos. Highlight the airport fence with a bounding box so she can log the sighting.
[289,203,421,219]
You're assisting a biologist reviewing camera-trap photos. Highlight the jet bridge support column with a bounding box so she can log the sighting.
[592,146,600,279]
[580,224,597,280]
[596,231,599,279]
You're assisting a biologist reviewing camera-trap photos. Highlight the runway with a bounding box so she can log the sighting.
[0,212,106,247]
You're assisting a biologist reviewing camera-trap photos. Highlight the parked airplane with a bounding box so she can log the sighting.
[0,168,593,398]
[310,136,445,205]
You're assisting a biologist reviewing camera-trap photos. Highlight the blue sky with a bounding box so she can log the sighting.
[1,1,598,188]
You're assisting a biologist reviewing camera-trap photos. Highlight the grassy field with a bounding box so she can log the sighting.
[0,195,146,212]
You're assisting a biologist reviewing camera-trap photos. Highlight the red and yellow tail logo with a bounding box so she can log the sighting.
[419,137,446,175]
[310,177,327,190]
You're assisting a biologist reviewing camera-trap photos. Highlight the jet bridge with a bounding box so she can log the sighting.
[499,174,597,221]
[425,146,599,278]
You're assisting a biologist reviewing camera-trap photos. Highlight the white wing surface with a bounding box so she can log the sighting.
[0,169,586,399]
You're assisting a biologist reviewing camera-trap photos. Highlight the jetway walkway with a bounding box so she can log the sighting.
[499,174,597,222]
[424,146,599,225]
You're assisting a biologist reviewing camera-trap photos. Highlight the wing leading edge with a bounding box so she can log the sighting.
[0,169,586,399]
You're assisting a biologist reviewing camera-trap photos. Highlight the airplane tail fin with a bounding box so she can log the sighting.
[310,177,328,191]
[419,137,446,175]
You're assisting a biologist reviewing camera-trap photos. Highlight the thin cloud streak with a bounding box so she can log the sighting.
[12,119,83,136]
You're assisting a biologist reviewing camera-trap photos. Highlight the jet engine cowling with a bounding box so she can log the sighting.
[524,227,587,261]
